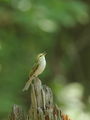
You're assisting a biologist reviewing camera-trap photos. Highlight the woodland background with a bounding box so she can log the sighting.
[0,0,90,120]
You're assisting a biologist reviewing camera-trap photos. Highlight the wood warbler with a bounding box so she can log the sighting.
[22,52,46,91]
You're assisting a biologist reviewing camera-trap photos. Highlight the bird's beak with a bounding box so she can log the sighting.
[43,51,47,56]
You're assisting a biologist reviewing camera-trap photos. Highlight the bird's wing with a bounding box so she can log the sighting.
[22,62,39,91]
[29,62,39,77]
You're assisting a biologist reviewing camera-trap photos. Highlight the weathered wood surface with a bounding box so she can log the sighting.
[9,104,25,120]
[9,78,71,120]
[28,78,62,120]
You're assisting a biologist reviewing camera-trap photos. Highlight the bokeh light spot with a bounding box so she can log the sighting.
[17,0,32,11]
[38,19,57,32]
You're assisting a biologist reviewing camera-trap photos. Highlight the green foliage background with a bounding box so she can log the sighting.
[0,0,90,120]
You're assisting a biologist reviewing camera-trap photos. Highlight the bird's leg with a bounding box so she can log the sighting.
[32,75,36,83]
[33,75,36,79]
[33,76,41,87]
[36,76,40,80]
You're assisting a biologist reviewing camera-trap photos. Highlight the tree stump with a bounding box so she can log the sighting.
[9,78,72,120]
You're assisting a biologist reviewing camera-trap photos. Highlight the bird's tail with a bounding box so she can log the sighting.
[22,76,34,91]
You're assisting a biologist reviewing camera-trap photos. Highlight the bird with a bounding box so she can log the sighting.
[22,52,47,91]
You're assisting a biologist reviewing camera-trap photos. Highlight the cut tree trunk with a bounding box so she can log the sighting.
[9,78,72,120]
